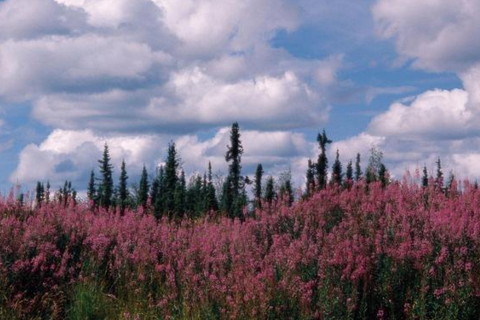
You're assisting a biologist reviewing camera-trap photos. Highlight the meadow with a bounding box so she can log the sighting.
[0,177,479,319]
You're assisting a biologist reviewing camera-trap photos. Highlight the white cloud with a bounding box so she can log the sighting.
[372,0,480,72]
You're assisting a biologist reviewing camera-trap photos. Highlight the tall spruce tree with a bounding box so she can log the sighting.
[354,153,362,181]
[279,171,294,206]
[205,162,218,212]
[138,165,149,209]
[436,158,444,190]
[118,160,129,213]
[164,143,180,218]
[222,122,246,218]
[316,130,332,189]
[35,181,44,207]
[305,159,316,197]
[254,163,264,209]
[87,170,96,205]
[153,166,165,219]
[98,143,114,209]
[346,160,353,181]
[422,165,429,188]
[264,176,276,205]
[331,149,343,186]
[174,170,187,218]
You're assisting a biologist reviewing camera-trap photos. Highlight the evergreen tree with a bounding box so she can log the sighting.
[366,147,383,184]
[118,160,129,214]
[138,165,149,209]
[316,130,332,190]
[345,160,353,185]
[87,170,96,205]
[35,181,44,207]
[164,143,180,218]
[305,159,316,197]
[279,171,294,206]
[422,165,429,188]
[331,149,343,186]
[378,163,388,188]
[45,181,50,204]
[354,153,362,181]
[98,143,114,209]
[254,164,264,209]
[222,122,246,218]
[435,158,444,190]
[264,176,276,205]
[174,170,187,218]
[205,162,218,212]
[153,166,165,219]
[150,173,159,213]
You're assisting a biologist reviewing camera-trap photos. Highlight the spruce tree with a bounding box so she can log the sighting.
[174,170,186,218]
[422,165,428,188]
[153,166,165,219]
[279,172,294,206]
[98,143,114,209]
[316,130,332,190]
[222,122,246,218]
[305,159,316,197]
[118,160,129,213]
[164,143,180,217]
[138,165,149,209]
[331,149,343,186]
[435,158,444,190]
[45,181,50,204]
[254,164,264,209]
[264,176,276,205]
[205,162,218,212]
[346,160,353,183]
[87,170,96,205]
[35,181,44,207]
[354,153,362,181]
[378,163,388,188]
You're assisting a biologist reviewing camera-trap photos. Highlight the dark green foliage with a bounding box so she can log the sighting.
[118,160,129,214]
[378,163,388,188]
[98,143,114,209]
[355,153,362,181]
[87,170,96,205]
[279,173,294,207]
[366,147,383,184]
[205,162,218,212]
[436,158,444,190]
[316,130,332,190]
[305,159,316,197]
[331,149,343,186]
[221,122,247,218]
[35,181,45,207]
[345,160,353,188]
[422,165,429,188]
[58,180,76,207]
[254,164,264,209]
[174,170,186,218]
[138,165,149,209]
[153,166,165,219]
[164,143,179,217]
[264,176,276,205]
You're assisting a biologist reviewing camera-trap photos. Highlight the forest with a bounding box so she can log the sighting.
[1,122,478,319]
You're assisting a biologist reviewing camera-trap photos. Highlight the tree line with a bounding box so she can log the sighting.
[33,122,451,218]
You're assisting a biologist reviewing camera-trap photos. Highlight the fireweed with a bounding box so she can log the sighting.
[0,179,479,319]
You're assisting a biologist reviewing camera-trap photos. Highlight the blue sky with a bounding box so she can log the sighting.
[0,0,479,194]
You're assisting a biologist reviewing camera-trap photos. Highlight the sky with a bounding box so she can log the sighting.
[0,0,479,195]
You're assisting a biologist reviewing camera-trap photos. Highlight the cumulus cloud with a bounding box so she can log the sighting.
[0,0,332,133]
[372,0,480,72]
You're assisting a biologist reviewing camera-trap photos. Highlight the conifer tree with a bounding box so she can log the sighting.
[98,143,114,209]
[138,165,149,209]
[45,181,50,204]
[316,130,332,190]
[118,160,129,213]
[354,153,362,181]
[264,176,276,205]
[205,162,218,212]
[305,159,316,197]
[378,163,388,188]
[435,158,444,190]
[331,149,343,186]
[164,143,180,217]
[87,170,96,205]
[345,160,353,184]
[254,164,264,209]
[222,122,246,218]
[36,181,44,207]
[279,172,294,206]
[153,166,165,219]
[174,170,187,218]
[422,165,429,188]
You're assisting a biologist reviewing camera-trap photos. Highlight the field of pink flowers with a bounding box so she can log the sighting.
[1,178,480,319]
